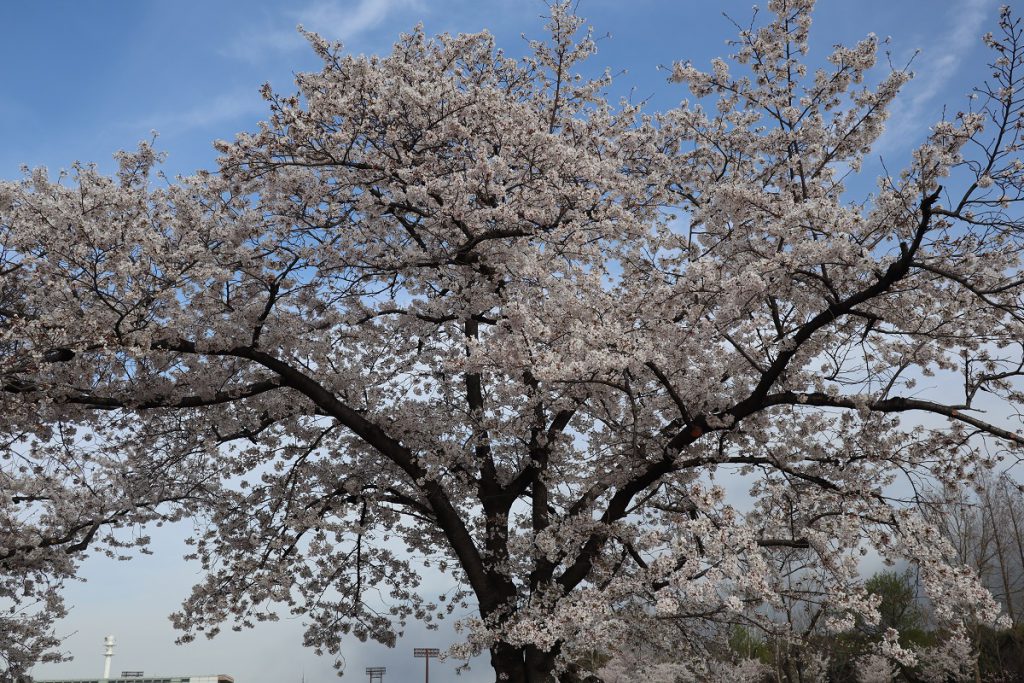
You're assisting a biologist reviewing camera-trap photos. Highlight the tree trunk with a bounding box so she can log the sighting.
[491,643,529,683]
[488,642,572,683]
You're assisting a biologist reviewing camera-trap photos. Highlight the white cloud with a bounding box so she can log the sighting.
[138,89,265,136]
[223,0,420,62]
[877,0,996,154]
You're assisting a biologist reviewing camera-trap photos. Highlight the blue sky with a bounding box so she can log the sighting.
[9,0,1002,681]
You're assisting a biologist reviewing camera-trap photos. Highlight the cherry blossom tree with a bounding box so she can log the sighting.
[2,1,1024,681]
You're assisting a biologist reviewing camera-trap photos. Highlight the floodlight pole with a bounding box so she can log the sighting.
[413,647,440,683]
[365,666,386,683]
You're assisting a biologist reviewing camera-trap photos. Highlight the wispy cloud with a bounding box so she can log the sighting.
[877,0,996,154]
[137,89,265,136]
[223,0,419,62]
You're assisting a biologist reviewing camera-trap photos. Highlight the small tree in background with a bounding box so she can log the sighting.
[921,476,1024,680]
[863,571,927,643]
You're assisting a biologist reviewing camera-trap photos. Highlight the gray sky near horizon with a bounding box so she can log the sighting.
[4,0,1005,681]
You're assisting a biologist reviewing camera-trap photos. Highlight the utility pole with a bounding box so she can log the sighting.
[413,647,440,683]
[365,666,386,683]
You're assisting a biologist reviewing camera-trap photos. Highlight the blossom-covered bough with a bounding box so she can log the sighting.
[2,1,1023,680]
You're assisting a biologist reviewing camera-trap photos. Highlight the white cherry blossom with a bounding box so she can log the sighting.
[2,2,1023,681]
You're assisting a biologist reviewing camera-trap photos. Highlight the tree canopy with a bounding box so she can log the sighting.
[2,1,1024,681]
